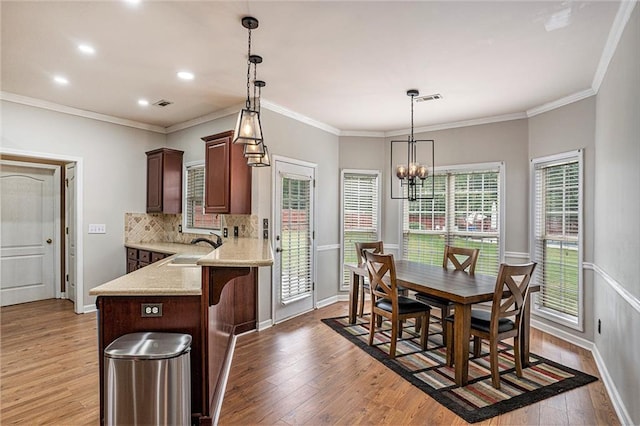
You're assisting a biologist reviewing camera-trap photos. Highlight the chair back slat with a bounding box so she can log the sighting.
[355,241,384,267]
[491,262,537,330]
[443,246,480,275]
[364,251,397,305]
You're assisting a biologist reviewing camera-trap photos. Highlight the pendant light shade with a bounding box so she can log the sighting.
[234,108,263,144]
[243,141,266,157]
[247,144,270,167]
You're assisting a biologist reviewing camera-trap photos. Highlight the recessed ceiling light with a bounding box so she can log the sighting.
[53,75,69,85]
[138,99,149,106]
[177,71,194,81]
[78,44,96,55]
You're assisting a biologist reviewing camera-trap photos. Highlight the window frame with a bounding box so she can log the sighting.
[398,162,505,276]
[182,160,220,234]
[529,149,584,331]
[340,169,382,291]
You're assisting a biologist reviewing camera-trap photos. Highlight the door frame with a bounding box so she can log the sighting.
[1,147,85,314]
[271,155,317,323]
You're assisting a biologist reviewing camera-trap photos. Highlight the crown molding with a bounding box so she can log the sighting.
[260,99,341,136]
[526,88,596,118]
[592,0,638,93]
[340,130,387,138]
[384,111,527,138]
[0,91,167,134]
[165,104,241,134]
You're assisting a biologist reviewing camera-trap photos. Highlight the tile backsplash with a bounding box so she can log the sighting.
[125,213,258,243]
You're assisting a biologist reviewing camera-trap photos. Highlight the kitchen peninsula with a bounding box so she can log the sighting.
[90,237,273,425]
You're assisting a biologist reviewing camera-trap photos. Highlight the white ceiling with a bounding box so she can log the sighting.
[0,1,624,135]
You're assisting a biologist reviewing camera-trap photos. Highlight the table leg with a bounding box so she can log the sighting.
[348,270,360,324]
[521,294,532,366]
[453,303,471,386]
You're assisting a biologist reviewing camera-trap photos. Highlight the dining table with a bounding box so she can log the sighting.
[344,260,539,386]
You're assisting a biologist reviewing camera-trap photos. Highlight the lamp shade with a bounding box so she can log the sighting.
[247,145,270,167]
[244,142,265,158]
[233,108,263,144]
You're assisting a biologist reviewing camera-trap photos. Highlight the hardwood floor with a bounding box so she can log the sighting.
[1,299,619,425]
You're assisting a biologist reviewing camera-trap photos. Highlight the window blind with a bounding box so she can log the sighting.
[280,175,313,303]
[402,168,501,276]
[532,155,581,323]
[185,164,220,230]
[341,172,380,288]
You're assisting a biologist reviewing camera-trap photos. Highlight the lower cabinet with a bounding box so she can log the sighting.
[126,247,167,273]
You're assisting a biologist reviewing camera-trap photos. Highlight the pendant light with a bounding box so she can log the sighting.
[233,16,263,145]
[246,79,270,167]
[390,89,435,201]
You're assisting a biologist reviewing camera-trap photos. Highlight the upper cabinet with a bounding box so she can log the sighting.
[146,148,184,214]
[202,131,251,214]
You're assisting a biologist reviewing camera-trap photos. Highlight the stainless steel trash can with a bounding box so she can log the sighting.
[104,332,191,426]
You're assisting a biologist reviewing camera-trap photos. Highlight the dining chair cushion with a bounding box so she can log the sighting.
[470,310,514,333]
[376,296,432,315]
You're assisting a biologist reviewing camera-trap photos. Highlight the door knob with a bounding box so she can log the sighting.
[46,239,53,244]
[276,247,284,253]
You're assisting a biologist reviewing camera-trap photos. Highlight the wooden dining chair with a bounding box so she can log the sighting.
[415,246,480,344]
[365,251,431,359]
[445,262,537,389]
[354,241,384,317]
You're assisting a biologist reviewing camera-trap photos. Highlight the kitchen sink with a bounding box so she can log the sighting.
[165,254,204,267]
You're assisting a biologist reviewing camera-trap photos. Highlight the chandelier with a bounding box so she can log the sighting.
[390,89,434,201]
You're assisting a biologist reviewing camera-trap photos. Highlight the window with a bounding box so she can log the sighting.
[401,164,503,276]
[341,170,381,290]
[183,162,221,232]
[531,150,583,330]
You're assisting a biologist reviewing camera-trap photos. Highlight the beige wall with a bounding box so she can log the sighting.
[1,100,166,309]
[593,5,640,425]
[528,96,597,340]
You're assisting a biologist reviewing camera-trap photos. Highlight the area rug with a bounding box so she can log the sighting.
[322,315,598,424]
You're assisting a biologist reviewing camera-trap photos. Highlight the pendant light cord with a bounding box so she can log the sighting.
[245,28,252,109]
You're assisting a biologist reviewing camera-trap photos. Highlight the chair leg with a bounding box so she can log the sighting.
[419,315,428,350]
[473,336,482,357]
[415,317,421,333]
[368,312,376,346]
[445,321,454,367]
[490,338,501,389]
[514,335,523,378]
[390,318,398,359]
[441,306,451,345]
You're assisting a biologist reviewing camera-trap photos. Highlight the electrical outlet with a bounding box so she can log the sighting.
[598,319,601,334]
[178,224,182,233]
[223,228,228,238]
[233,226,239,237]
[141,303,163,317]
[263,218,268,229]
[263,229,268,239]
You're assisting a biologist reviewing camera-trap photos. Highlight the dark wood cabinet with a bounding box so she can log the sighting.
[232,269,257,334]
[126,246,167,273]
[202,131,251,214]
[146,148,184,214]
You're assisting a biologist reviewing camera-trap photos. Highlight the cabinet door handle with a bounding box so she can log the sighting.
[276,247,285,253]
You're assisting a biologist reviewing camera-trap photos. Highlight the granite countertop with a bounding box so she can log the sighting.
[90,238,273,296]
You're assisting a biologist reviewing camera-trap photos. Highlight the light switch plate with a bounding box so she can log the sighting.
[88,224,106,234]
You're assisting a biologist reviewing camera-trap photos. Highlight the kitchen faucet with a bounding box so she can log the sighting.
[191,233,223,249]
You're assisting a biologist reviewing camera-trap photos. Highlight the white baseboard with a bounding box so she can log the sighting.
[592,346,634,425]
[83,304,97,314]
[316,295,339,309]
[530,318,594,351]
[257,319,273,331]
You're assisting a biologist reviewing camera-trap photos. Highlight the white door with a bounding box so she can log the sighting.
[65,163,76,303]
[1,163,57,306]
[273,158,316,323]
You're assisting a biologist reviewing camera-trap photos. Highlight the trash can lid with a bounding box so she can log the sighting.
[104,332,192,360]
